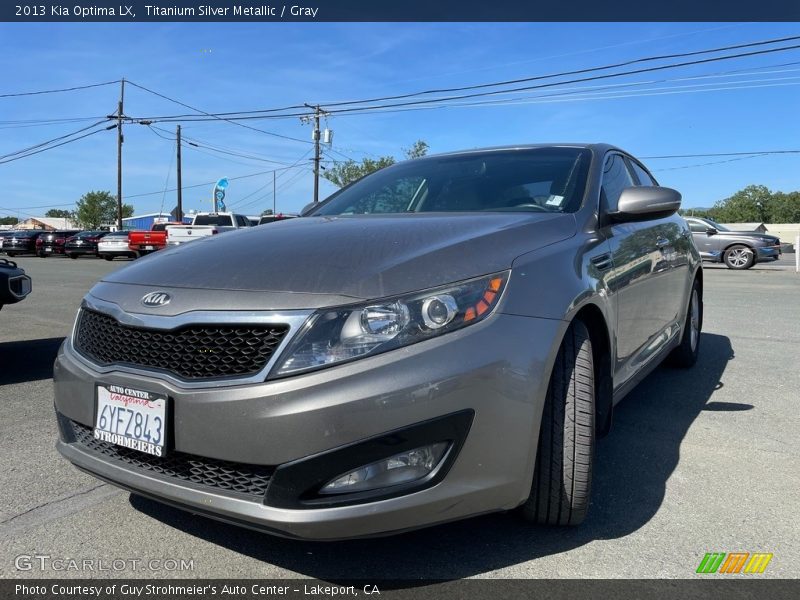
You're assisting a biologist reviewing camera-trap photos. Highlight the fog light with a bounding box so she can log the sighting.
[319,442,449,494]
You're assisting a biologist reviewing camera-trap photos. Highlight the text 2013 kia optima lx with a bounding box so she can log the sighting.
[54,144,703,540]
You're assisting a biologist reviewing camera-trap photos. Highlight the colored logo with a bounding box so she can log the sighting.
[697,552,773,574]
[141,292,172,307]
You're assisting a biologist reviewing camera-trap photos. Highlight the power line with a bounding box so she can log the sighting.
[0,123,113,165]
[0,116,109,130]
[124,163,310,200]
[126,80,313,145]
[314,42,800,116]
[653,155,773,172]
[229,149,314,210]
[643,150,800,159]
[145,124,297,168]
[129,35,800,123]
[314,34,800,108]
[0,79,120,99]
[0,119,111,160]
[373,76,800,116]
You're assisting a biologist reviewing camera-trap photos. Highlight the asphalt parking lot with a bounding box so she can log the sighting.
[0,254,798,580]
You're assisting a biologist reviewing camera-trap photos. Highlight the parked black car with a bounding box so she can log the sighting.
[64,231,109,259]
[684,217,782,269]
[0,257,32,309]
[36,230,81,257]
[3,230,45,257]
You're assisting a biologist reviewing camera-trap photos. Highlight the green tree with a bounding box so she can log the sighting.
[766,191,800,223]
[403,140,429,159]
[707,185,771,223]
[0,216,19,226]
[323,139,429,188]
[45,208,74,219]
[74,191,133,228]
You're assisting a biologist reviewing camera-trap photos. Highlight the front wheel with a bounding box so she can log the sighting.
[522,320,595,526]
[67,253,77,259]
[103,255,113,261]
[723,245,755,269]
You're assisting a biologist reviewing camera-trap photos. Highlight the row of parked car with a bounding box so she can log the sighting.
[0,229,133,260]
[0,213,299,261]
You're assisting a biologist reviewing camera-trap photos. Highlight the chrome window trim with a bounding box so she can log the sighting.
[67,295,313,389]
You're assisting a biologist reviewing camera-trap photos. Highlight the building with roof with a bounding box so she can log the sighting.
[121,212,191,230]
[15,216,80,231]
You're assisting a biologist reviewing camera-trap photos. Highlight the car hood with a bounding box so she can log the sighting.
[97,214,576,310]
[716,230,772,236]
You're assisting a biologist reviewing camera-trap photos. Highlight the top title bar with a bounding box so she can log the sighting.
[3,1,800,22]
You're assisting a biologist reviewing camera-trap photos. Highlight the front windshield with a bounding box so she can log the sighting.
[312,147,591,216]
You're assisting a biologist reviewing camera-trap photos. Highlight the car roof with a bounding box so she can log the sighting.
[415,143,624,161]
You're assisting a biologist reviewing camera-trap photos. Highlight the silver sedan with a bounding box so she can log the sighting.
[54,144,702,539]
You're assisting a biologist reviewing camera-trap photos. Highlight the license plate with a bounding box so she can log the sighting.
[45,247,52,252]
[144,245,154,250]
[94,384,167,457]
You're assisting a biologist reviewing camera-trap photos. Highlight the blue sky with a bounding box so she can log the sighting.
[1,22,800,218]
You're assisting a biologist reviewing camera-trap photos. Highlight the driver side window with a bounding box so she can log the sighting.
[687,220,709,233]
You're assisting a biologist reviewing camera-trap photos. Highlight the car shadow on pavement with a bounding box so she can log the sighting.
[130,332,734,581]
[0,337,63,386]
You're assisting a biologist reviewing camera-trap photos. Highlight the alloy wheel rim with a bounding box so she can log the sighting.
[729,248,750,267]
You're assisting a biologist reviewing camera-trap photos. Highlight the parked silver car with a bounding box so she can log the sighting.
[54,144,703,539]
[684,217,781,269]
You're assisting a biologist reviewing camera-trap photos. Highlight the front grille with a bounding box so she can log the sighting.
[74,308,289,380]
[69,420,274,500]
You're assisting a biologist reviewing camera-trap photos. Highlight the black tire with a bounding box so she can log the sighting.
[522,320,595,526]
[5,252,16,258]
[67,253,77,259]
[723,244,755,270]
[668,278,702,368]
[103,255,113,261]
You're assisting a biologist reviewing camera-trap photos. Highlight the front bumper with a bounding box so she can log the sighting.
[54,312,562,540]
[756,245,782,259]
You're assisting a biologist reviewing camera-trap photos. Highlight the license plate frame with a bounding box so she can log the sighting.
[94,384,168,457]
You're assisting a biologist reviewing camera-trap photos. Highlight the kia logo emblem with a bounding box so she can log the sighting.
[141,292,171,307]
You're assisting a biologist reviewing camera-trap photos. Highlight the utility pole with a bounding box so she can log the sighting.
[176,125,183,223]
[116,78,125,230]
[273,170,276,215]
[304,104,322,203]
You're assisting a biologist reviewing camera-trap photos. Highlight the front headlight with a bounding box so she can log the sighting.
[271,271,508,377]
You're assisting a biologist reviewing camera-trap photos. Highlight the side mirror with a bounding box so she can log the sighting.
[706,227,717,235]
[609,186,682,223]
[300,202,317,216]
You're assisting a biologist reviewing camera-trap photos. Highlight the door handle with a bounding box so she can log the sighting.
[656,236,670,248]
